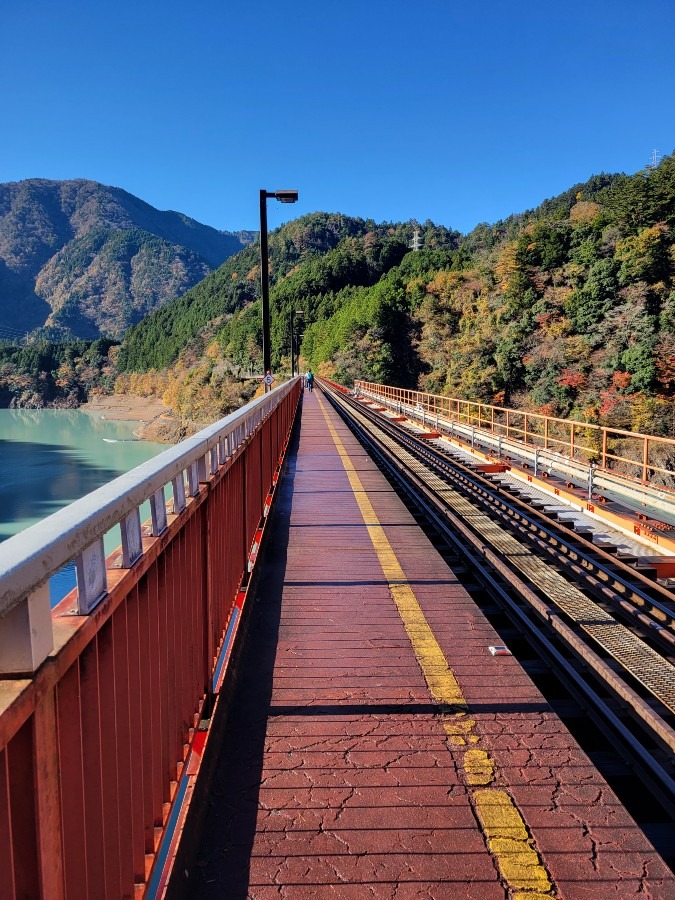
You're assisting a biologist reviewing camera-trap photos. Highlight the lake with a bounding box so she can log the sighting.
[0,408,167,602]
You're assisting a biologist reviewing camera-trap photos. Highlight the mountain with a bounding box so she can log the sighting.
[300,156,675,438]
[117,213,457,372]
[117,153,675,438]
[0,179,254,339]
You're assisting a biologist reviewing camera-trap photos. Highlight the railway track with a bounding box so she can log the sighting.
[320,382,675,830]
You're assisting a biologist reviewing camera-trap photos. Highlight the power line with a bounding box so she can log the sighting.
[0,323,28,337]
[0,324,31,344]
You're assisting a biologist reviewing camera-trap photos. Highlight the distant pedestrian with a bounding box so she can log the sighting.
[306,370,314,392]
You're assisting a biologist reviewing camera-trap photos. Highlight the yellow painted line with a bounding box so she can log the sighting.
[316,392,555,897]
[443,717,478,746]
[463,749,495,786]
[316,396,466,710]
[474,789,554,894]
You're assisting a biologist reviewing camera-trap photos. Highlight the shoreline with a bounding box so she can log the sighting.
[80,394,182,442]
[79,394,169,423]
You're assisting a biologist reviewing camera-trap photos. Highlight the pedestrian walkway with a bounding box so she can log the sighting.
[187,390,673,899]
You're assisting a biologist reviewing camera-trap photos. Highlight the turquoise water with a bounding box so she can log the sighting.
[0,408,167,602]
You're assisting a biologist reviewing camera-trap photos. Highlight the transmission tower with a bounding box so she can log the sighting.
[411,227,422,251]
[649,149,662,169]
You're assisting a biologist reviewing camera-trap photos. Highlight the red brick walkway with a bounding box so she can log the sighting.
[187,390,673,899]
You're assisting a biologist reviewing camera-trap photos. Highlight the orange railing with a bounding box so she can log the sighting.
[355,381,675,488]
[0,379,301,898]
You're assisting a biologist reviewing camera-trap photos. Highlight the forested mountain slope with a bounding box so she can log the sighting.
[407,156,675,434]
[118,213,459,372]
[0,179,253,339]
[119,154,675,436]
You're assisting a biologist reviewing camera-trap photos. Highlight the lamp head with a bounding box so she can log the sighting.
[274,190,298,204]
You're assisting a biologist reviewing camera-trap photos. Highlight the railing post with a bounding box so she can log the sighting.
[121,508,143,566]
[34,688,66,900]
[150,488,167,536]
[544,417,549,450]
[643,438,649,482]
[76,539,108,614]
[241,448,248,585]
[202,496,213,697]
[187,462,199,497]
[171,475,186,515]
[0,583,53,673]
[601,429,608,470]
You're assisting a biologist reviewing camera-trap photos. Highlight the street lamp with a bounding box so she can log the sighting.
[260,189,299,387]
[290,309,303,377]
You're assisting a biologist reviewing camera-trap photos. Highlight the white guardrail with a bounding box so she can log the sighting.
[0,380,296,672]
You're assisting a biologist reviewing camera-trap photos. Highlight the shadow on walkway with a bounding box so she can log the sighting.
[184,412,300,898]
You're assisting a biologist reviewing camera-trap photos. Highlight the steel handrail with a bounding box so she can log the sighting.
[0,380,296,622]
[356,381,675,489]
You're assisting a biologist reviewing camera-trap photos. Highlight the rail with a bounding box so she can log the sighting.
[328,385,675,802]
[0,378,301,898]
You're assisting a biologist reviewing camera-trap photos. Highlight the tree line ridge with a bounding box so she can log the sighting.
[2,157,675,443]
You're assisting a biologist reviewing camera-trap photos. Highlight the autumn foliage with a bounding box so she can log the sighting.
[6,156,675,443]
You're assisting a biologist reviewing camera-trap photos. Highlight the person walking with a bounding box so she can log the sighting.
[306,370,314,392]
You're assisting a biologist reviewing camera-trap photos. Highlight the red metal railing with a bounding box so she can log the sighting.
[356,381,675,488]
[0,380,301,898]
[318,377,350,395]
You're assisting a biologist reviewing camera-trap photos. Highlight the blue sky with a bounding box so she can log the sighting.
[1,0,674,235]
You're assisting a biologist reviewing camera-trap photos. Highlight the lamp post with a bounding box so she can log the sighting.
[290,309,303,377]
[260,189,298,388]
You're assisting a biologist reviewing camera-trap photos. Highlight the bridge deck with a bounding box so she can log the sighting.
[185,390,673,898]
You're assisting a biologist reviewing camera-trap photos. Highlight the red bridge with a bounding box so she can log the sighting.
[1,379,673,898]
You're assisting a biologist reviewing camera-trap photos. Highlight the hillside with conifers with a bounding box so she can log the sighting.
[116,213,448,373]
[115,154,675,436]
[2,156,675,437]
